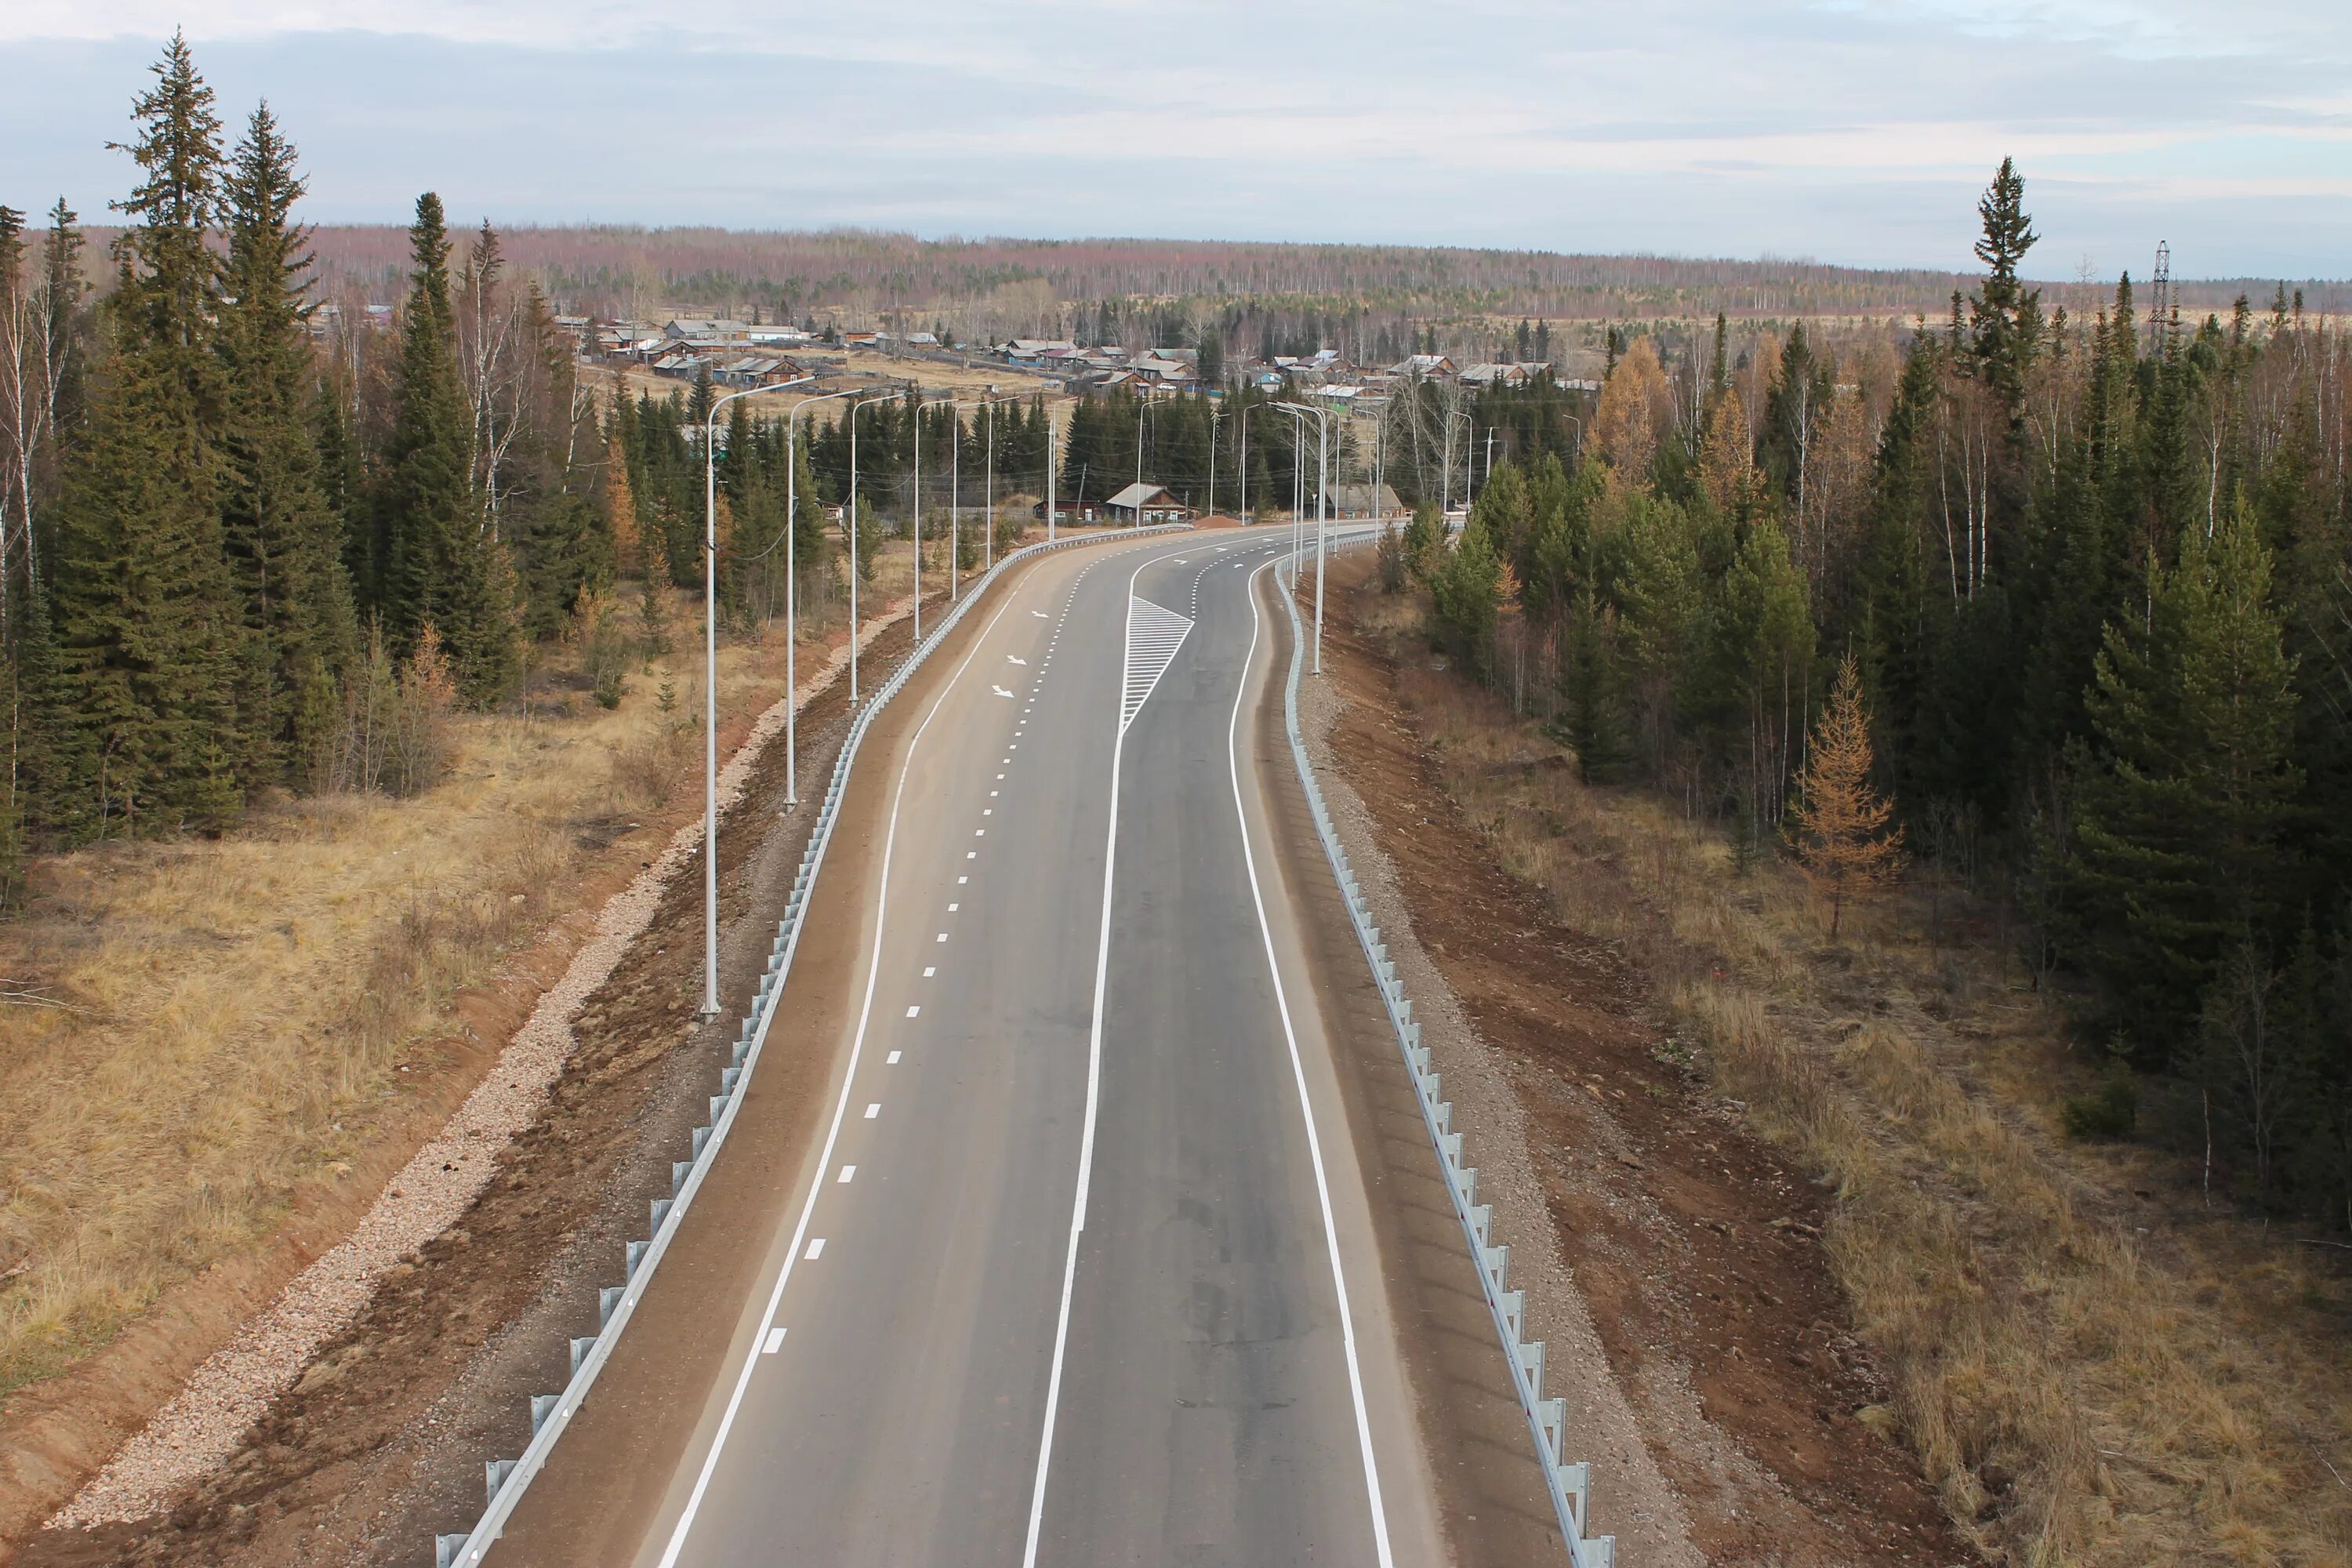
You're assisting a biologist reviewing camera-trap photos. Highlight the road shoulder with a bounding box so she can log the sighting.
[1247,562,1570,1568]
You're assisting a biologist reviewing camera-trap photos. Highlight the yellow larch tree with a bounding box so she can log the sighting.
[1594,336,1668,481]
[1790,654,1904,938]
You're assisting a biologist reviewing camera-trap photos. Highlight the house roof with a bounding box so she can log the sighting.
[1108,481,1178,509]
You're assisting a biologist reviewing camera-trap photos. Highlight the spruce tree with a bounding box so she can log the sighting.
[1967,158,2042,423]
[217,102,357,784]
[377,192,515,705]
[2069,505,2300,1061]
[42,32,244,837]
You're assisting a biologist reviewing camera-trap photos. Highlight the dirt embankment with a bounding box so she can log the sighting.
[1298,557,1969,1566]
[10,601,936,1568]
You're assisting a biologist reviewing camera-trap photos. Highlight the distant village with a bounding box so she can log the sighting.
[305,303,1600,526]
[308,305,1597,405]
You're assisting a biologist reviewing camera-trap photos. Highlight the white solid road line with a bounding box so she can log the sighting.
[651,581,1030,1568]
[1233,554,1395,1566]
[1022,533,1204,1567]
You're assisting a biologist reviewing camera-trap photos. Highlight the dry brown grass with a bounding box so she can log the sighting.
[1370,589,2352,1566]
[0,556,920,1409]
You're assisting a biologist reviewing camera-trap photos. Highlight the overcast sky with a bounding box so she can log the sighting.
[3,2,2347,279]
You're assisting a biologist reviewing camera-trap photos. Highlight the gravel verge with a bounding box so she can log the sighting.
[47,608,908,1531]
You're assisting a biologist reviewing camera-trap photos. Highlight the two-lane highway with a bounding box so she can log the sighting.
[517,529,1453,1566]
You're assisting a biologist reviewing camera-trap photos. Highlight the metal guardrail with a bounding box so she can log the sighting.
[434,524,1195,1568]
[1270,527,1615,1567]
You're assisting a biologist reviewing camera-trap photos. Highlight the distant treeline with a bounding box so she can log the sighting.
[63,221,2332,350]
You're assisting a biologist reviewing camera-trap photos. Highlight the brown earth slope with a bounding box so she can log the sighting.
[1301,556,1969,1566]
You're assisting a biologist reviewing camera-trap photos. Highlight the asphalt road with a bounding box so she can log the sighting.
[560,529,1454,1566]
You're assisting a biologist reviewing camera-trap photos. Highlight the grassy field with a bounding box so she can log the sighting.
[0,544,927,1410]
[1348,572,2352,1566]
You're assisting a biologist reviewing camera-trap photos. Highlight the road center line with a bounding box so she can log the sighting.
[1022,533,1204,1564]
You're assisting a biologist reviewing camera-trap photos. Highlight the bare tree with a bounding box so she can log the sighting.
[458,221,529,539]
[0,201,85,633]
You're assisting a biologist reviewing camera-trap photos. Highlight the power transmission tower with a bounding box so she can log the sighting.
[2148,241,2178,355]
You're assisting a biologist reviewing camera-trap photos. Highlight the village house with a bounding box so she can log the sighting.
[1104,481,1197,525]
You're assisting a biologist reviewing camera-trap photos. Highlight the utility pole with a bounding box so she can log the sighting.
[1207,401,1218,518]
[1239,401,1249,521]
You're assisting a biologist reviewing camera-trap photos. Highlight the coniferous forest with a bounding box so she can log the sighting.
[4,41,2347,1227]
[1405,161,2351,1223]
[0,38,877,880]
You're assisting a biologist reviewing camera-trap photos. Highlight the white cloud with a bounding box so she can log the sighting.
[2,2,2347,274]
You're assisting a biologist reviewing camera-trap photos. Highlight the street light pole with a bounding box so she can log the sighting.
[697,372,814,1018]
[846,390,901,707]
[784,386,858,809]
[1287,407,1305,582]
[1276,399,1331,674]
[949,392,1018,575]
[909,393,952,643]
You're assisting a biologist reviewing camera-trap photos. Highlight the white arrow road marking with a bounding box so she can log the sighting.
[1007,655,1028,665]
[1031,609,1048,617]
[993,685,1015,699]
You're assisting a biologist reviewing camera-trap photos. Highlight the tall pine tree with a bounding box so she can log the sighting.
[2067,504,2299,1062]
[377,191,515,705]
[42,32,244,837]
[216,102,356,785]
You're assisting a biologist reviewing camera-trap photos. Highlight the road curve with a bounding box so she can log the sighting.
[506,529,1458,1566]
